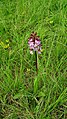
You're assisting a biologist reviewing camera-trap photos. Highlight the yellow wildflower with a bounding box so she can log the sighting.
[6,39,9,43]
[0,41,9,49]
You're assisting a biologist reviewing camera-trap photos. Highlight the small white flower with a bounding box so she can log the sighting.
[30,50,33,54]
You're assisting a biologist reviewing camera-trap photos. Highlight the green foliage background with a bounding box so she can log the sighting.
[0,0,67,119]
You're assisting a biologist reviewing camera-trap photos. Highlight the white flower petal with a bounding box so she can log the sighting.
[29,38,33,42]
[30,50,33,54]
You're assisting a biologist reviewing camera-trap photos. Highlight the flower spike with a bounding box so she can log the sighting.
[28,32,41,54]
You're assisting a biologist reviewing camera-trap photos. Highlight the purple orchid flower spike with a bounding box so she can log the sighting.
[28,32,41,54]
[28,32,42,73]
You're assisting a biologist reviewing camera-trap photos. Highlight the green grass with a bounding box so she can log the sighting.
[0,0,67,119]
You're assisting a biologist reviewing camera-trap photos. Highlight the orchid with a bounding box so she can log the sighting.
[28,32,41,73]
[28,32,41,54]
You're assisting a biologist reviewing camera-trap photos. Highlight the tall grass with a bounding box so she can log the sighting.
[0,0,67,118]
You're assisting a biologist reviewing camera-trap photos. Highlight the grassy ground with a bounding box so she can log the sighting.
[0,0,67,119]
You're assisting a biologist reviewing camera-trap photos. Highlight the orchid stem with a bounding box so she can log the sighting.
[35,51,38,73]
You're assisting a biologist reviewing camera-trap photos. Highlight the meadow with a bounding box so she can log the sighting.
[0,0,67,119]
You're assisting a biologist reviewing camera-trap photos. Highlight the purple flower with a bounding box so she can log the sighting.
[28,32,41,54]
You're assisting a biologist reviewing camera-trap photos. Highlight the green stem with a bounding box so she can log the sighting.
[35,51,38,73]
